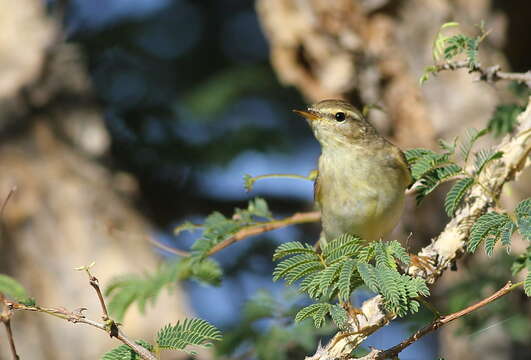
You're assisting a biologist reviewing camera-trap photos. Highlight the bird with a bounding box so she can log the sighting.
[293,99,412,243]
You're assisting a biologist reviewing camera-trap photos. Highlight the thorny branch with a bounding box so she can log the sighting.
[361,281,523,360]
[429,60,531,87]
[306,98,531,359]
[3,270,157,360]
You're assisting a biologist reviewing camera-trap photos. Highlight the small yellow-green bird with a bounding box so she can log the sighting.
[294,99,412,242]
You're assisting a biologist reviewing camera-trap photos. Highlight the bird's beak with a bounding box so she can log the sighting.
[293,109,319,121]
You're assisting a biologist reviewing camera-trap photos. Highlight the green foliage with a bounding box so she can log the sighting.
[459,128,488,163]
[467,212,515,255]
[274,235,429,322]
[444,177,474,217]
[467,198,529,256]
[488,105,524,137]
[421,22,486,84]
[0,274,34,305]
[295,303,332,328]
[101,340,153,360]
[106,258,222,321]
[216,290,334,360]
[515,198,530,240]
[473,149,503,174]
[156,318,222,354]
[176,197,273,258]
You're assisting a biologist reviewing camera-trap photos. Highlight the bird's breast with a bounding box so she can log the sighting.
[317,147,408,241]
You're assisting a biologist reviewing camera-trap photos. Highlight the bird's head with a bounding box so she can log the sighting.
[293,99,378,148]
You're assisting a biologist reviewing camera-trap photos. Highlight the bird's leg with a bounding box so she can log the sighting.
[408,254,435,276]
[343,302,368,332]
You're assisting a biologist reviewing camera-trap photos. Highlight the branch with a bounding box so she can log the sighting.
[150,211,321,257]
[207,211,321,255]
[5,267,158,360]
[365,281,523,359]
[430,60,531,87]
[306,97,531,359]
[0,293,19,360]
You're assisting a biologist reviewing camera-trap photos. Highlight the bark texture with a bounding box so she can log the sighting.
[0,1,189,359]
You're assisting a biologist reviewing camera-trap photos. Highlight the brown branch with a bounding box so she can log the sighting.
[7,301,157,360]
[306,97,531,360]
[3,319,19,360]
[0,186,17,219]
[149,212,321,257]
[369,281,522,359]
[207,211,321,255]
[1,293,19,360]
[431,60,531,87]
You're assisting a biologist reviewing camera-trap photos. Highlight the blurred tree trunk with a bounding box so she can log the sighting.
[257,0,528,359]
[0,1,189,359]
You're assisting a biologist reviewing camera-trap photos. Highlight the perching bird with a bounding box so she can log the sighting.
[294,99,412,242]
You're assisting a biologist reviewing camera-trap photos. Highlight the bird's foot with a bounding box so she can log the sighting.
[409,254,435,275]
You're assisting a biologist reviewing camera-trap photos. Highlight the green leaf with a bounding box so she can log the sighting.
[357,263,378,293]
[0,274,32,304]
[474,150,503,174]
[459,128,488,163]
[294,303,331,328]
[338,259,357,302]
[273,254,322,282]
[444,177,474,217]
[515,198,531,241]
[488,105,523,137]
[329,304,349,330]
[156,319,222,353]
[414,164,463,204]
[273,242,316,261]
[468,212,515,254]
[524,265,531,297]
[322,234,362,264]
[101,340,153,360]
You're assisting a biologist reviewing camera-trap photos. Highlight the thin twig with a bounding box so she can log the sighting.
[0,186,17,219]
[373,281,522,359]
[3,319,19,360]
[431,60,531,87]
[207,211,321,255]
[7,300,157,360]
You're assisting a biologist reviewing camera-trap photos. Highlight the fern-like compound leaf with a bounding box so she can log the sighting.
[488,105,523,137]
[515,198,530,241]
[525,265,531,297]
[156,319,222,353]
[273,254,322,282]
[101,340,153,360]
[322,234,363,265]
[474,149,503,174]
[329,304,349,330]
[357,263,378,293]
[467,212,514,254]
[294,303,331,328]
[387,240,411,266]
[338,259,357,302]
[459,128,488,163]
[272,241,316,260]
[444,177,474,217]
[414,163,463,205]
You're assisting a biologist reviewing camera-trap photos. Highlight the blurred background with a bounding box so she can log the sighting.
[0,0,530,359]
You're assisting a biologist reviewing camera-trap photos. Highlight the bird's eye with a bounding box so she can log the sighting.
[335,112,346,122]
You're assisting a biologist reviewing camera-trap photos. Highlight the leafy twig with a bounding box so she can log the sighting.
[366,281,523,359]
[207,211,321,255]
[306,97,531,360]
[426,60,531,87]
